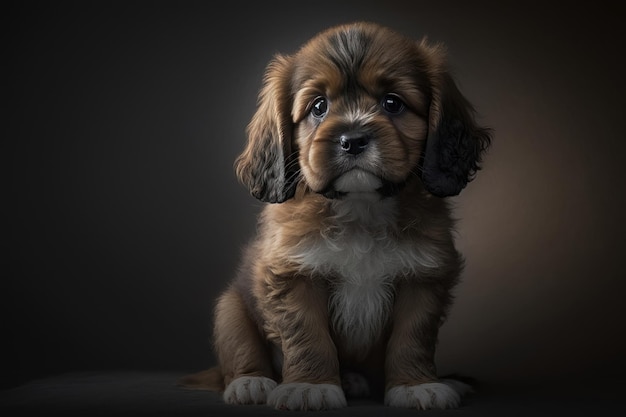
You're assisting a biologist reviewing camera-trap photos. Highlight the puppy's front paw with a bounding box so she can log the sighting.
[385,381,464,409]
[267,382,347,410]
[223,376,277,405]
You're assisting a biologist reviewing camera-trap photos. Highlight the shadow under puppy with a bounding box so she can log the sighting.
[180,21,491,410]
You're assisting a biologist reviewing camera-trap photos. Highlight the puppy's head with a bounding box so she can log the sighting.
[235,22,491,203]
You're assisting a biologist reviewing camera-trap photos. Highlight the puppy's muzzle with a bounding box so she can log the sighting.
[340,131,370,155]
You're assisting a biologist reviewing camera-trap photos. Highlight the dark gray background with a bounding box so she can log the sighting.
[5,0,626,391]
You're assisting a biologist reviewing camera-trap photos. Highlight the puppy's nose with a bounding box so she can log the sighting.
[340,131,370,155]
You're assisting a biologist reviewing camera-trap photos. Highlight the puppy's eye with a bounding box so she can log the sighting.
[381,94,405,114]
[310,97,328,118]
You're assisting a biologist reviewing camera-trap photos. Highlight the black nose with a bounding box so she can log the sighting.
[340,132,370,155]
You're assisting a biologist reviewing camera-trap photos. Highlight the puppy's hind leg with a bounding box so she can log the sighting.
[214,287,276,405]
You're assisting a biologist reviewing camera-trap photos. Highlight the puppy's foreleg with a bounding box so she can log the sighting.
[385,281,468,409]
[263,276,346,410]
[214,288,276,405]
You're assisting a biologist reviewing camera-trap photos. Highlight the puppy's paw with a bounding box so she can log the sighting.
[267,382,347,410]
[385,381,465,409]
[341,371,370,398]
[440,377,474,396]
[223,376,277,405]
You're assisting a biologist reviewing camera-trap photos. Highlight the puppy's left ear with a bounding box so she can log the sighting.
[419,43,492,197]
[234,55,299,203]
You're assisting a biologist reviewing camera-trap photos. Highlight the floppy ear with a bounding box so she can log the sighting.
[234,54,300,203]
[419,44,492,197]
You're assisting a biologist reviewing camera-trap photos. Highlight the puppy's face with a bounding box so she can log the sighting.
[236,22,491,203]
[291,27,430,197]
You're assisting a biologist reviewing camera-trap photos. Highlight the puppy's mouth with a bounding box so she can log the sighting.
[320,169,404,200]
[334,169,382,193]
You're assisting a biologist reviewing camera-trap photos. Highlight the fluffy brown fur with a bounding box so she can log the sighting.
[179,22,491,410]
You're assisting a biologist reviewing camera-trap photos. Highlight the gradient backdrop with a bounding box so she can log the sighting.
[5,1,626,389]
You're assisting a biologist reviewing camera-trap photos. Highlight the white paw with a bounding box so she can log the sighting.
[385,381,466,409]
[440,378,474,396]
[267,382,347,410]
[341,371,370,398]
[223,376,277,405]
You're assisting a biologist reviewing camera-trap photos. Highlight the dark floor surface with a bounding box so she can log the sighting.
[1,372,624,416]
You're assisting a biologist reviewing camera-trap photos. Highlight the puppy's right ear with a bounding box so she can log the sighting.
[234,55,299,203]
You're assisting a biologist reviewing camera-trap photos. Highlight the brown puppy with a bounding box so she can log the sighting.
[181,21,491,410]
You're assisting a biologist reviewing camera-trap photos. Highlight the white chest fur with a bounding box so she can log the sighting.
[288,196,442,355]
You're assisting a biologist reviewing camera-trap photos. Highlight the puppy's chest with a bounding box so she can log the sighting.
[288,210,440,354]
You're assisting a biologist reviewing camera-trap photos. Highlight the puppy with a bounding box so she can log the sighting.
[180,21,491,410]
